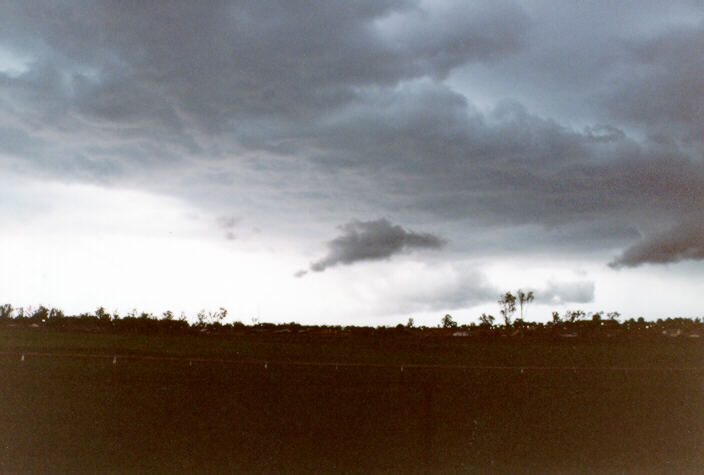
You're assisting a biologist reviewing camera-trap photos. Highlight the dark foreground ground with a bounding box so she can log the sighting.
[1,328,703,472]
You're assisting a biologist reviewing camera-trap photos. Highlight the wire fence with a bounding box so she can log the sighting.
[3,350,704,372]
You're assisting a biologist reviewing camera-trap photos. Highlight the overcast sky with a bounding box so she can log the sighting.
[2,1,703,325]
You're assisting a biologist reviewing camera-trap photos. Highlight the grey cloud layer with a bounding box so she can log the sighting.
[1,1,703,266]
[305,219,445,274]
[0,1,527,134]
[603,22,704,150]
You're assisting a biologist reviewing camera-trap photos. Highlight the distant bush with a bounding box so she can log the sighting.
[0,302,703,340]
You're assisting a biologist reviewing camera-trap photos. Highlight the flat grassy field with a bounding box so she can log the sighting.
[1,328,703,472]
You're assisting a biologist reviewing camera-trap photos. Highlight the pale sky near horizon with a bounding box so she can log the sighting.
[2,1,704,325]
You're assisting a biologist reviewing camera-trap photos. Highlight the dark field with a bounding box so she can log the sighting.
[1,328,703,472]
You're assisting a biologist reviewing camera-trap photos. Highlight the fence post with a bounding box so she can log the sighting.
[423,382,434,469]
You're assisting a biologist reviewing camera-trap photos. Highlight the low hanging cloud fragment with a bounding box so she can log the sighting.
[535,280,596,305]
[216,215,240,240]
[297,218,446,276]
[609,219,704,268]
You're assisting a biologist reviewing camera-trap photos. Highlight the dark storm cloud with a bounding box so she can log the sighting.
[305,219,446,273]
[610,219,704,268]
[308,87,704,235]
[0,1,528,139]
[1,1,704,267]
[601,22,704,149]
[0,0,533,215]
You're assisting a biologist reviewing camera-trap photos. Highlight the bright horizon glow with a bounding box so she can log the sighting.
[2,180,703,326]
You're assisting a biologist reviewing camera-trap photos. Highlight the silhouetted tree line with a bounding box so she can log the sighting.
[0,298,702,340]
